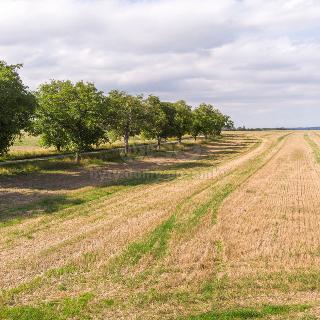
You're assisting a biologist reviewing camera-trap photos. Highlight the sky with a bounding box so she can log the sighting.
[1,0,320,128]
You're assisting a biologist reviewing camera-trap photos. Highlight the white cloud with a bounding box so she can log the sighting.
[1,0,320,127]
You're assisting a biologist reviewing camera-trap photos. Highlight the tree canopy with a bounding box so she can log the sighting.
[33,80,108,161]
[108,90,145,154]
[173,100,192,143]
[0,61,36,155]
[192,103,226,139]
[142,95,171,148]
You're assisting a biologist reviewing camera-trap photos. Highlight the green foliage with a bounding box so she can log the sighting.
[190,110,203,140]
[33,80,109,156]
[108,90,145,153]
[223,115,235,130]
[143,96,194,148]
[142,95,169,147]
[0,61,36,155]
[192,103,226,139]
[0,59,233,159]
[159,101,177,139]
[173,100,193,142]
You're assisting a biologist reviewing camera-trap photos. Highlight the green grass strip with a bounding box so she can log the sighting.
[0,293,93,320]
[188,304,310,320]
[304,133,320,163]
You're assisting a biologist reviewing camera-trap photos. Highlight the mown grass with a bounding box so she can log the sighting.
[0,184,131,229]
[96,133,300,317]
[304,133,320,163]
[0,133,273,319]
[110,140,262,262]
[1,172,186,254]
[3,267,316,319]
[126,268,319,318]
[187,304,310,320]
[0,173,174,229]
[184,133,289,229]
[116,132,283,267]
[0,137,254,262]
[110,214,176,271]
[2,132,318,319]
[0,293,94,320]
[1,135,249,231]
[232,269,320,296]
[100,133,286,301]
[1,291,309,320]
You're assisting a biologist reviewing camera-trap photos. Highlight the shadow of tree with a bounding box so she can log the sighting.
[0,193,85,227]
[0,173,177,226]
[0,135,258,226]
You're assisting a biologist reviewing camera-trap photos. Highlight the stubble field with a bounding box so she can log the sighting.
[1,131,320,319]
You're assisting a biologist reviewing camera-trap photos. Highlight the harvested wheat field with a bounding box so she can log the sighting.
[2,131,320,319]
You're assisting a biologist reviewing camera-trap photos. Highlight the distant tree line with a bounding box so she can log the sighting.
[235,126,288,131]
[0,60,234,161]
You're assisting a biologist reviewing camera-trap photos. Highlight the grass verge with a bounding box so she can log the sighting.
[187,304,310,320]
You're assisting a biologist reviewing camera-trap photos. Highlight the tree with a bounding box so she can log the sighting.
[211,108,226,135]
[173,100,192,143]
[159,102,177,141]
[223,115,235,130]
[142,95,170,149]
[193,103,226,139]
[108,90,145,154]
[37,122,69,152]
[190,108,202,141]
[0,60,36,155]
[34,80,109,162]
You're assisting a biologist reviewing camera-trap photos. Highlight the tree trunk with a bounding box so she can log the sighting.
[124,132,129,155]
[75,151,81,163]
[194,136,197,141]
[204,134,208,140]
[157,137,161,150]
[178,136,182,144]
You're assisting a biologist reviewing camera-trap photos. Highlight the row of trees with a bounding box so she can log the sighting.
[0,60,234,161]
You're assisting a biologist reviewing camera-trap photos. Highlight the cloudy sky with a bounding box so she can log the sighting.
[1,0,320,127]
